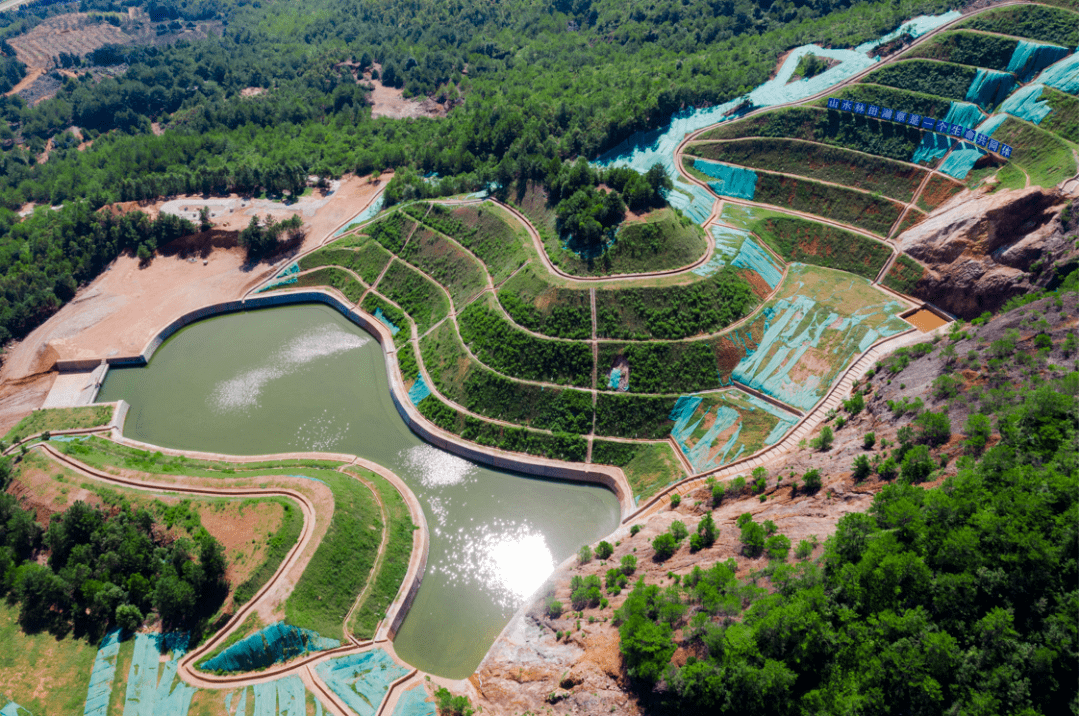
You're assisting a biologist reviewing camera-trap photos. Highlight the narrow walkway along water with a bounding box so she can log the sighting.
[97,303,621,679]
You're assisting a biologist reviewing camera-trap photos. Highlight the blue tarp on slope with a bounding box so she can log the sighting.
[1006,41,1071,83]
[692,160,758,200]
[391,685,437,716]
[596,12,962,226]
[998,84,1052,124]
[1035,53,1079,95]
[374,307,401,335]
[315,650,409,716]
[731,238,783,289]
[910,101,982,165]
[408,374,432,405]
[84,628,124,716]
[200,622,340,673]
[965,69,1016,110]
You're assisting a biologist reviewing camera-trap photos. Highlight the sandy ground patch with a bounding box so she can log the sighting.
[363,66,449,120]
[0,174,384,434]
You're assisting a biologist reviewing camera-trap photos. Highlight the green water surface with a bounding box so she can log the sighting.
[98,303,620,678]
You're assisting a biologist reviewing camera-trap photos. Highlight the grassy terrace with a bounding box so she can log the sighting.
[701,106,925,164]
[295,267,365,303]
[3,405,113,444]
[458,296,593,387]
[590,440,685,501]
[953,3,1079,47]
[749,214,891,280]
[300,243,391,285]
[399,225,488,309]
[497,265,592,339]
[52,437,412,643]
[375,259,450,334]
[403,202,529,284]
[902,31,1021,73]
[508,183,709,276]
[421,320,593,433]
[686,137,927,202]
[596,265,757,340]
[991,117,1078,188]
[861,60,979,104]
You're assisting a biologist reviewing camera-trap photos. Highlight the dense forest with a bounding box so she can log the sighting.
[0,0,964,345]
[0,455,228,638]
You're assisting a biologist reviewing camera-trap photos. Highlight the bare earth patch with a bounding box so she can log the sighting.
[0,174,384,433]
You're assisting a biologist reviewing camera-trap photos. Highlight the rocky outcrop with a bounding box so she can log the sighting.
[898,185,1077,319]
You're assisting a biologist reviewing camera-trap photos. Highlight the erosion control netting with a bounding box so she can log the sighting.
[937,112,1009,180]
[731,237,783,290]
[262,262,300,292]
[669,392,798,473]
[692,159,758,200]
[1035,52,1079,95]
[910,101,986,164]
[335,195,385,237]
[1007,41,1071,83]
[374,307,401,335]
[998,84,1052,124]
[84,628,123,716]
[596,12,961,225]
[408,374,432,405]
[315,649,409,716]
[732,267,909,411]
[391,685,437,716]
[965,69,1016,110]
[251,676,307,716]
[122,633,195,716]
[1,699,32,716]
[200,622,341,673]
[693,226,751,277]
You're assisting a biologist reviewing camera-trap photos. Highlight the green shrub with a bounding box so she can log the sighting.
[670,493,682,509]
[620,555,638,575]
[794,538,816,560]
[812,425,834,451]
[545,597,564,618]
[963,413,992,456]
[578,544,593,564]
[766,534,791,561]
[915,410,951,447]
[740,521,766,557]
[844,391,865,415]
[435,688,476,716]
[652,532,678,560]
[670,520,688,543]
[595,541,614,560]
[900,444,934,483]
[852,454,873,482]
[696,512,718,549]
[802,469,822,492]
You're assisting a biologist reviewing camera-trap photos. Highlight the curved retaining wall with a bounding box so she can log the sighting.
[96,287,636,519]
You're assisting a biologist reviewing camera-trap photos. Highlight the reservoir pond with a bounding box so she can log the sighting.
[98,303,620,678]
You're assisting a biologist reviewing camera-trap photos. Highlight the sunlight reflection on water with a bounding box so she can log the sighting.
[438,520,554,610]
[208,325,368,413]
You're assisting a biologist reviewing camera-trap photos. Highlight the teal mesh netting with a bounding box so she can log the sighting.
[374,307,401,335]
[315,650,409,716]
[408,374,432,405]
[1006,41,1071,83]
[731,238,783,289]
[692,159,758,200]
[200,622,340,673]
[84,628,123,716]
[1035,53,1079,95]
[391,685,437,716]
[965,69,1016,110]
[998,84,1052,124]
